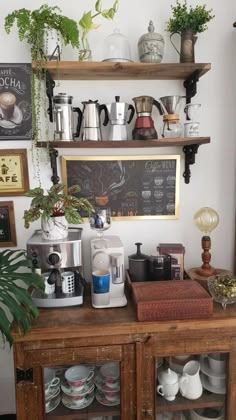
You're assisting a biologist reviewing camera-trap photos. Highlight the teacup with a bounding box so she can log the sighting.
[208,353,226,375]
[100,362,120,384]
[104,389,120,402]
[44,368,60,394]
[0,91,16,120]
[65,365,94,391]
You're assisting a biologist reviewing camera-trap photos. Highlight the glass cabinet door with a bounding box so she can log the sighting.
[44,362,121,419]
[155,353,226,419]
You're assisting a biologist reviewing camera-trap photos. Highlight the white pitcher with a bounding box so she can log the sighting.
[179,360,203,400]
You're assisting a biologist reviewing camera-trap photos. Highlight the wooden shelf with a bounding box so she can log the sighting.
[37,137,210,149]
[32,61,211,81]
[156,392,225,413]
[47,399,120,419]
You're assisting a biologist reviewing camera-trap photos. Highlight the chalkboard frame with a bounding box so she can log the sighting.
[61,155,180,220]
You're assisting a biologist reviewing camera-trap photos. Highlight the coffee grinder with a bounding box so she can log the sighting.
[27,228,85,308]
[158,95,183,138]
[132,95,161,140]
[90,236,127,308]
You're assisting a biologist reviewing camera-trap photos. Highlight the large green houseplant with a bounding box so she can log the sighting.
[23,183,94,240]
[4,5,80,177]
[0,249,44,347]
[166,0,215,62]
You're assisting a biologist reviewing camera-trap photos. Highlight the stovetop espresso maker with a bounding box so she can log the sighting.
[77,99,109,141]
[132,95,161,140]
[106,96,135,140]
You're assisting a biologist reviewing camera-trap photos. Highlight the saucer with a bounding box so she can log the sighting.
[200,356,226,378]
[95,389,120,406]
[61,379,94,396]
[95,373,120,392]
[62,393,94,410]
[45,385,60,401]
[45,395,60,413]
[200,373,226,395]
[0,105,22,129]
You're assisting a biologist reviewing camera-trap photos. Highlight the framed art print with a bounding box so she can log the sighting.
[0,201,16,247]
[0,63,32,140]
[0,149,29,196]
[61,155,180,220]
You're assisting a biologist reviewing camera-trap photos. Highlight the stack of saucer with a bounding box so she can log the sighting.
[44,368,61,413]
[199,354,226,395]
[61,365,95,410]
[95,362,120,406]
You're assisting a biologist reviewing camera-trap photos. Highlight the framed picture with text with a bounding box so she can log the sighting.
[0,149,29,196]
[61,155,180,220]
[0,63,32,140]
[0,201,16,247]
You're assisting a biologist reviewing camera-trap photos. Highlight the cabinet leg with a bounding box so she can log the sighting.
[227,351,236,418]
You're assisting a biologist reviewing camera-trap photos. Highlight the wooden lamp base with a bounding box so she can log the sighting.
[195,235,216,277]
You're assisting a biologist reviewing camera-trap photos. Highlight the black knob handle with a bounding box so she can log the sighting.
[48,253,60,265]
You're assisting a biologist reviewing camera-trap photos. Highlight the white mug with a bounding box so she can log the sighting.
[179,360,203,400]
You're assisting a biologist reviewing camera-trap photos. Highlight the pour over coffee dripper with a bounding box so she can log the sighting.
[159,95,183,138]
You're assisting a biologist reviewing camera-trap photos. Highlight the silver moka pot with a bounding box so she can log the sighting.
[77,100,109,141]
[53,93,82,141]
[106,96,135,141]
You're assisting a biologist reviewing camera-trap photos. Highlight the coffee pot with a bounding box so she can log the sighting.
[78,100,109,141]
[53,93,82,141]
[158,95,183,138]
[106,96,135,140]
[132,95,162,140]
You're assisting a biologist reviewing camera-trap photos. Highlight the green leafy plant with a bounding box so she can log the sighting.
[4,5,80,180]
[166,0,215,34]
[79,0,119,60]
[0,249,44,347]
[23,183,94,228]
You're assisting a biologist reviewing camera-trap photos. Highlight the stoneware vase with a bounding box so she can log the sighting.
[41,215,68,240]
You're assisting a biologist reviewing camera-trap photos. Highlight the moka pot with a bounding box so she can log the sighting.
[106,96,135,140]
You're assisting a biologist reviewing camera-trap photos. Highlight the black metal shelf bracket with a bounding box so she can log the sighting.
[49,147,60,184]
[183,70,200,104]
[46,70,55,123]
[16,367,33,383]
[183,144,200,184]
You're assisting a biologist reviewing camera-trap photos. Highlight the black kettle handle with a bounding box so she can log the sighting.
[72,107,83,138]
[127,104,135,124]
[99,104,109,126]
[153,99,165,115]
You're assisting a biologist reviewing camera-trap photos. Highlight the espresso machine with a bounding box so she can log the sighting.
[27,228,85,308]
[53,93,82,140]
[90,236,127,308]
[106,96,135,140]
[132,95,161,140]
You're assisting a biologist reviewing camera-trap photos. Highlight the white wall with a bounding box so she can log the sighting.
[0,0,236,414]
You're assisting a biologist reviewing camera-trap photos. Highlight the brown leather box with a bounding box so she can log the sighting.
[131,280,213,321]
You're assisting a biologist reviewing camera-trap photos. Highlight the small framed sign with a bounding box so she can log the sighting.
[0,149,29,196]
[0,63,32,140]
[0,201,17,247]
[61,155,180,220]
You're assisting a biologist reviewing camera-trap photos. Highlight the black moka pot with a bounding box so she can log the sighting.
[128,242,149,282]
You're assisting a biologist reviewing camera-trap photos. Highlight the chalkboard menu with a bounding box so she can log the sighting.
[61,155,180,219]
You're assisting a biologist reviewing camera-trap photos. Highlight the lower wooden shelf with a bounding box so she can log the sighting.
[47,398,120,419]
[37,137,210,149]
[156,391,225,413]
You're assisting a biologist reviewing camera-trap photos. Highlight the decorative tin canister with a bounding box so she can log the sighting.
[138,20,165,63]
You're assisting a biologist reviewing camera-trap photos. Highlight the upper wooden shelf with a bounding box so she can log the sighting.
[32,61,211,81]
[37,137,210,149]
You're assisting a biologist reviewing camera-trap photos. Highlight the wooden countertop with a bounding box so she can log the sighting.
[13,283,236,344]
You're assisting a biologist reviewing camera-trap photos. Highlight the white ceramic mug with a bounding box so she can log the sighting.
[179,360,203,400]
[42,272,55,295]
[61,271,75,294]
[184,121,200,137]
[208,353,226,375]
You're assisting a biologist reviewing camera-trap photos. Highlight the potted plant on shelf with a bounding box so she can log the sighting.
[78,0,119,61]
[23,183,94,240]
[166,0,215,63]
[4,5,80,177]
[0,249,44,347]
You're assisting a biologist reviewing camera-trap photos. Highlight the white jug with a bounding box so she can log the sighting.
[179,360,203,400]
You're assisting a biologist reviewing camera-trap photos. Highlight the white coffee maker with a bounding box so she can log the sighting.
[91,235,127,308]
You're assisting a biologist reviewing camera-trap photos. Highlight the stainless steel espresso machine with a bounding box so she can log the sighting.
[27,228,85,308]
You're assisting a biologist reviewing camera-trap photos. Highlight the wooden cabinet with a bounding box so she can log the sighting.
[13,286,236,419]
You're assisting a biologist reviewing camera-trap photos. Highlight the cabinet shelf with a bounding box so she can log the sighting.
[37,137,210,149]
[156,391,225,413]
[47,399,120,419]
[33,61,211,81]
